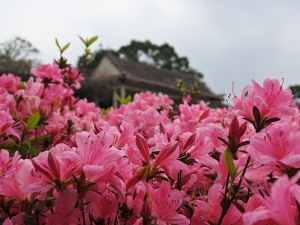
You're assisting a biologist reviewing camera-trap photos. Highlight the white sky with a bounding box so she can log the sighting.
[1,0,300,95]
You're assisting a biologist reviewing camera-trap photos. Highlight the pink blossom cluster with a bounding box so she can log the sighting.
[0,62,300,225]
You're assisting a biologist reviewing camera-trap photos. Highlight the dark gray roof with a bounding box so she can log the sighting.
[106,54,218,98]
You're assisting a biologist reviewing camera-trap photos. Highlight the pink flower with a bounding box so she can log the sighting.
[73,131,121,166]
[115,122,135,149]
[32,144,81,187]
[192,183,242,225]
[83,165,124,191]
[243,173,300,225]
[41,83,73,109]
[74,99,100,119]
[61,66,84,89]
[0,110,20,139]
[0,74,21,93]
[146,181,189,225]
[46,189,80,225]
[250,121,300,168]
[178,101,211,131]
[182,95,192,104]
[0,149,11,175]
[3,61,300,225]
[234,79,296,120]
[2,218,13,225]
[84,188,118,223]
[0,159,37,199]
[31,63,63,83]
[16,77,44,97]
[0,88,16,113]
[133,91,173,110]
[127,134,185,189]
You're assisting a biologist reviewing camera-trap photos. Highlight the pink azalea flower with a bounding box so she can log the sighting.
[146,181,189,225]
[127,134,185,189]
[0,149,11,175]
[83,165,124,192]
[133,91,173,110]
[250,121,300,168]
[3,63,300,225]
[0,159,37,199]
[31,63,63,83]
[0,74,21,93]
[234,79,296,120]
[182,95,192,104]
[32,144,81,187]
[84,188,119,223]
[0,88,16,113]
[0,110,20,139]
[73,131,121,166]
[61,66,84,89]
[2,218,13,225]
[74,99,100,120]
[41,83,73,109]
[243,173,300,225]
[45,189,80,225]
[19,77,44,97]
[118,122,136,147]
[178,101,210,131]
[192,183,242,225]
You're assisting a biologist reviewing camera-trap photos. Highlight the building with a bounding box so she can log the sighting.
[87,54,221,107]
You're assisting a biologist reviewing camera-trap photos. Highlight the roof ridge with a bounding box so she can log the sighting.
[106,53,199,78]
[103,53,218,97]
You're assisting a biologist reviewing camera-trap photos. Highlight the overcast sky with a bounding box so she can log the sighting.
[1,0,300,95]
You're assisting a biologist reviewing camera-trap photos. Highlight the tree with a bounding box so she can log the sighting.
[0,37,39,79]
[290,85,300,104]
[77,40,203,78]
[118,40,203,78]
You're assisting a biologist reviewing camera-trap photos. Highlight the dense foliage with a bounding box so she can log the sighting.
[0,60,300,225]
[0,37,39,78]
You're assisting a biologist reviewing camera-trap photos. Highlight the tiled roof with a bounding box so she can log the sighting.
[106,54,218,98]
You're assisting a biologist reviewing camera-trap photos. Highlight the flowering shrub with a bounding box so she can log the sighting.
[0,60,299,225]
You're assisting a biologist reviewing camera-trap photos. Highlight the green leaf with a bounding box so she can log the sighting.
[224,150,236,178]
[29,146,39,157]
[26,112,41,129]
[115,94,132,105]
[85,48,91,55]
[55,38,61,50]
[55,38,70,54]
[61,42,70,54]
[2,140,16,148]
[0,139,19,156]
[79,35,87,45]
[1,140,17,152]
[101,107,111,115]
[30,135,51,145]
[18,81,26,89]
[86,36,98,47]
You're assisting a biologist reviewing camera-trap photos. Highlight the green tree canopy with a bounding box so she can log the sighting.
[0,37,39,79]
[77,40,203,78]
[290,85,300,104]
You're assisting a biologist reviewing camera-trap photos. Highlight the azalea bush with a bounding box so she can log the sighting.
[0,59,300,225]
